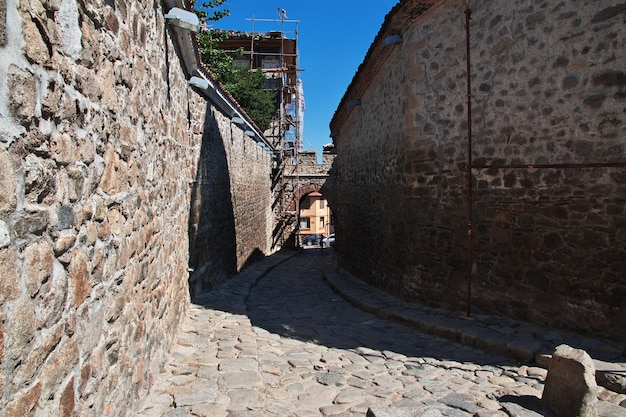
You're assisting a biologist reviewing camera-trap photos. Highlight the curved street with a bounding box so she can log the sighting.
[137,249,624,417]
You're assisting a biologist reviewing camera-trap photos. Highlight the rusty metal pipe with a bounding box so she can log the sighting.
[465,4,473,318]
[472,162,626,170]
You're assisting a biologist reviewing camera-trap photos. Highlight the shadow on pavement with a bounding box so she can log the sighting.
[200,248,523,367]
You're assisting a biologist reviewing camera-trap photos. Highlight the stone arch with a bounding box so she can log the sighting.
[288,183,323,212]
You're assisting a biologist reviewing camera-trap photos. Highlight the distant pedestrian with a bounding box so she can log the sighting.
[320,235,325,250]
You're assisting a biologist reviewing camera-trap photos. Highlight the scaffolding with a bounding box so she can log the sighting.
[243,13,303,155]
[216,10,304,245]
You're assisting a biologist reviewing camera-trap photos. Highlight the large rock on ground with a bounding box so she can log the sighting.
[596,402,626,417]
[594,359,626,395]
[542,344,598,417]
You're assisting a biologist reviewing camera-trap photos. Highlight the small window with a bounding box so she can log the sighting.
[300,217,310,229]
[320,217,325,228]
[320,200,325,209]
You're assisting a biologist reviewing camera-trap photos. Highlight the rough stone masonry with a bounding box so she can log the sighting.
[330,0,626,339]
[0,0,276,415]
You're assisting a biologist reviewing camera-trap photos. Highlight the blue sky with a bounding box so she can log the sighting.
[204,1,399,157]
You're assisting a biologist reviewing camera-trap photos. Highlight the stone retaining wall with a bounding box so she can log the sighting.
[331,0,626,339]
[188,105,275,298]
[0,0,275,415]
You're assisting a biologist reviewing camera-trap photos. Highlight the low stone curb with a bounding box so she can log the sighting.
[323,266,626,394]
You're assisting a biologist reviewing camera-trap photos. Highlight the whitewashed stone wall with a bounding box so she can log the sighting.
[0,0,276,415]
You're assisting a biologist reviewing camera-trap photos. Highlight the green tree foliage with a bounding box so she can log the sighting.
[192,1,277,132]
[196,29,239,81]
[193,0,230,22]
[221,68,277,132]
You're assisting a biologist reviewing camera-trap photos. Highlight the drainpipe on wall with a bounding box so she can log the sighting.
[464,2,473,318]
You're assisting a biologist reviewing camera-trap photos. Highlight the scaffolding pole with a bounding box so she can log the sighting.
[246,11,303,246]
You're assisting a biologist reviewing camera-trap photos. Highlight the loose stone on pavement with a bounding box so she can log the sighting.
[136,251,626,417]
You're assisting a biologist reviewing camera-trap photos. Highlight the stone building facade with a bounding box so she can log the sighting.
[0,0,276,415]
[330,0,626,339]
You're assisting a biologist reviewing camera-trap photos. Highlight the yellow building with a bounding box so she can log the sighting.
[298,192,332,245]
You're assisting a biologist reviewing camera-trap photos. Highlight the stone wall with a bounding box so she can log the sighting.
[275,149,336,245]
[331,0,626,339]
[286,149,335,176]
[283,150,335,210]
[188,109,276,297]
[0,0,276,415]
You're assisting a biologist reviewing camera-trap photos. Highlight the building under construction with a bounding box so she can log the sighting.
[214,13,304,157]
[213,13,310,246]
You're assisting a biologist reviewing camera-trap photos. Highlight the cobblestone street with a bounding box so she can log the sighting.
[136,249,625,417]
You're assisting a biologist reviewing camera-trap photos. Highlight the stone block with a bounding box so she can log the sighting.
[131,360,144,384]
[472,328,510,358]
[57,0,82,59]
[439,393,483,414]
[3,382,42,417]
[41,79,61,117]
[97,221,111,241]
[39,337,79,401]
[99,145,128,195]
[7,65,37,125]
[367,405,443,417]
[12,323,63,390]
[218,371,263,390]
[474,412,508,417]
[54,86,78,122]
[408,63,426,83]
[22,15,50,64]
[7,298,39,368]
[542,344,598,417]
[69,250,91,307]
[0,150,16,213]
[500,397,545,417]
[0,248,20,303]
[190,404,228,417]
[107,206,125,235]
[595,401,626,417]
[81,203,94,221]
[594,359,626,395]
[218,358,259,372]
[51,133,77,166]
[59,376,75,417]
[23,154,56,204]
[115,63,135,90]
[24,239,54,297]
[13,211,49,238]
[85,222,98,246]
[100,61,119,109]
[0,220,9,248]
[105,289,125,324]
[506,338,545,363]
[76,67,99,102]
[53,234,76,256]
[90,246,105,284]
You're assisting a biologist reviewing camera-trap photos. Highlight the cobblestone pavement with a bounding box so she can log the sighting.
[136,249,626,417]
